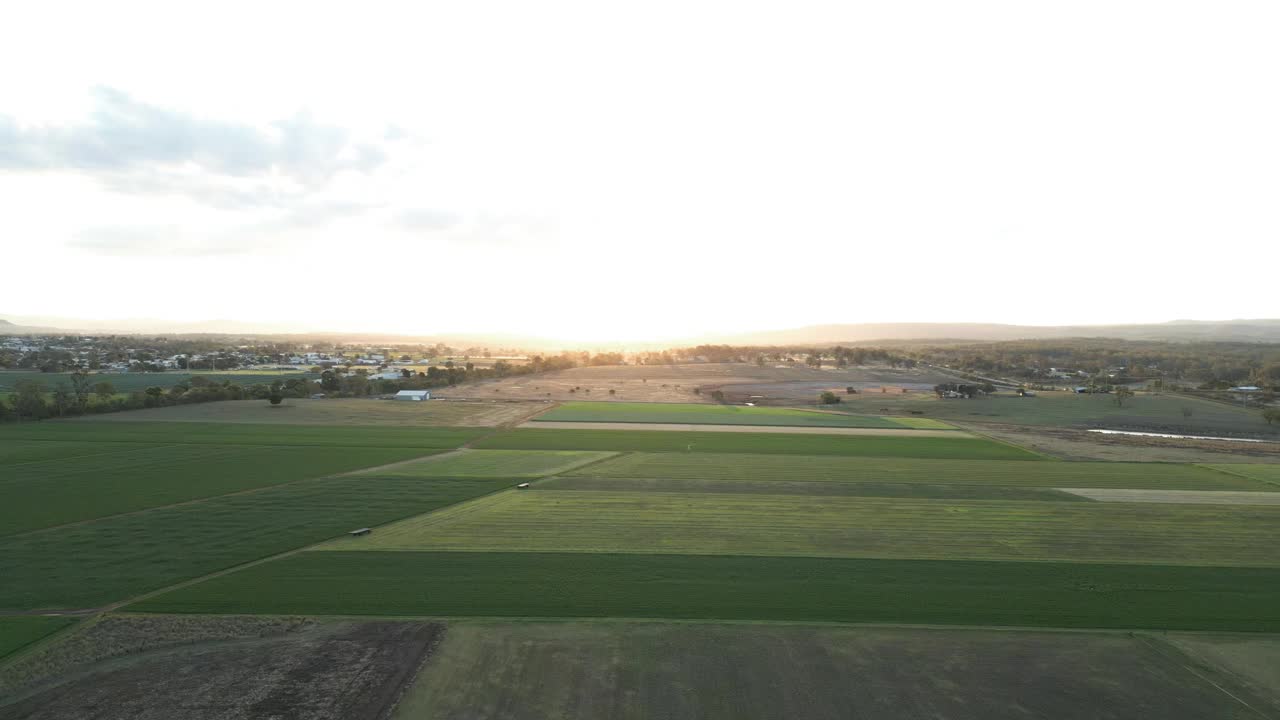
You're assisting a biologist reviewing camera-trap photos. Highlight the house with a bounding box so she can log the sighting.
[394,390,431,401]
[349,528,371,536]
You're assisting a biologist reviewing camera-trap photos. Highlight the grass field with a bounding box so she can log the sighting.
[543,476,1088,501]
[0,371,313,394]
[2,444,436,536]
[1203,464,1280,488]
[834,391,1278,435]
[79,398,542,427]
[392,623,1265,720]
[0,440,168,465]
[564,453,1269,490]
[317,490,1280,566]
[0,617,76,661]
[475,428,1040,460]
[533,401,951,429]
[133,551,1280,631]
[0,476,513,611]
[367,450,616,479]
[0,421,485,449]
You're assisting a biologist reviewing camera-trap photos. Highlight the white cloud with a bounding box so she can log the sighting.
[0,0,1277,340]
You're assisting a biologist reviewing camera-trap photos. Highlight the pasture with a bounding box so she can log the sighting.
[475,428,1039,460]
[0,617,76,662]
[2,444,434,536]
[318,490,1280,566]
[0,475,512,610]
[1204,464,1280,487]
[368,449,616,478]
[0,370,312,394]
[393,622,1266,720]
[79,398,544,427]
[544,476,1086,501]
[565,453,1271,490]
[0,421,485,449]
[834,390,1277,436]
[532,401,944,429]
[133,551,1280,631]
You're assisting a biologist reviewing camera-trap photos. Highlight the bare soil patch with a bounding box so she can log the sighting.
[522,421,967,437]
[0,616,442,720]
[1058,488,1280,505]
[437,363,958,404]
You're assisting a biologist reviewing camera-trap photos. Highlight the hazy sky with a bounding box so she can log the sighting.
[2,1,1277,341]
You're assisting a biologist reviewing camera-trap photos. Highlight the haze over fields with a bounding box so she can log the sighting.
[3,1,1278,342]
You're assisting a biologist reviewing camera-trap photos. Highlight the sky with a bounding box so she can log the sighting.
[2,1,1277,342]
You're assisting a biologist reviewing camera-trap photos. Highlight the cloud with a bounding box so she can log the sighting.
[392,209,558,247]
[0,87,392,198]
[69,201,374,257]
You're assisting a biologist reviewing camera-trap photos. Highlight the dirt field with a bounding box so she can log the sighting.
[437,363,957,404]
[392,622,1272,720]
[73,398,547,427]
[958,422,1280,462]
[521,421,968,437]
[0,617,441,720]
[1058,488,1280,505]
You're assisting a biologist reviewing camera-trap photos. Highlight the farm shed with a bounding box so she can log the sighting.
[394,390,431,402]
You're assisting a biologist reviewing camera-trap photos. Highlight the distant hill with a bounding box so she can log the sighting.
[705,320,1280,346]
[5,315,1280,347]
[0,318,63,335]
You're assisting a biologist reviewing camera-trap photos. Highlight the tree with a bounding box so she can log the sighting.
[710,390,726,403]
[1263,408,1280,425]
[269,391,284,405]
[52,384,73,416]
[69,369,92,410]
[94,381,116,404]
[846,386,857,394]
[0,395,10,422]
[13,380,48,420]
[1114,386,1134,407]
[819,391,841,405]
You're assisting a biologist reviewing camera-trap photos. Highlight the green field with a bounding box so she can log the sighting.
[0,476,512,611]
[133,551,1280,631]
[0,617,77,661]
[475,428,1039,460]
[2,444,435,536]
[0,371,313,394]
[78,398,540,427]
[0,440,168,465]
[367,450,617,479]
[533,401,950,429]
[392,623,1263,720]
[0,421,485,449]
[317,490,1280,566]
[543,476,1087,501]
[565,453,1270,490]
[1203,464,1280,488]
[834,391,1278,435]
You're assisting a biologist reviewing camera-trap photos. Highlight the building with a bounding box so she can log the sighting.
[394,390,431,401]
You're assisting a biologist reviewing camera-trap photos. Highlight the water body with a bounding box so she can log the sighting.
[1088,429,1272,444]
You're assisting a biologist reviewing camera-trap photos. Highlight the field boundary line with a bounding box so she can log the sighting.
[1199,464,1280,490]
[1135,634,1275,719]
[0,447,455,542]
[101,482,525,615]
[950,422,1063,461]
